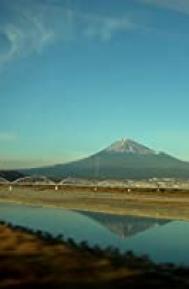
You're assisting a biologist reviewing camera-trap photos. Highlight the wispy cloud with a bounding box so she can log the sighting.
[0,0,135,64]
[0,132,17,142]
[0,1,57,64]
[82,14,135,41]
[141,0,189,15]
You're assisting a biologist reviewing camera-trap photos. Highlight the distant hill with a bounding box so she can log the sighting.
[0,170,24,181]
[20,139,189,179]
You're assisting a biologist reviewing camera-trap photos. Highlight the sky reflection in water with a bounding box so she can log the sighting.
[0,202,189,265]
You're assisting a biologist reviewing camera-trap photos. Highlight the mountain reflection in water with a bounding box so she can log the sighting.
[78,211,171,239]
[1,202,189,264]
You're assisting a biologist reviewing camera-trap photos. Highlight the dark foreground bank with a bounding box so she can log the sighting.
[0,221,189,289]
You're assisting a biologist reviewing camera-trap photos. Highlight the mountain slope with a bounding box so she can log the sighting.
[20,139,189,179]
[0,170,24,181]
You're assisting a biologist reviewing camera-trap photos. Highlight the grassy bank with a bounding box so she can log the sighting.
[0,185,189,220]
[0,221,189,288]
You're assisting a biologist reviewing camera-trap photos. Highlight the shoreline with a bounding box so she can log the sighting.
[1,222,189,288]
[0,197,173,221]
[0,186,189,221]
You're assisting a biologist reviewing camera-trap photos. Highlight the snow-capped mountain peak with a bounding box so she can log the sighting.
[105,138,156,154]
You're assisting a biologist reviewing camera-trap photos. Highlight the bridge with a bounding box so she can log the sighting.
[0,175,189,191]
[0,176,97,188]
[12,176,56,185]
[0,177,10,184]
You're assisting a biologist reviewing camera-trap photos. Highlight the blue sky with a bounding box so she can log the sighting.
[0,0,189,169]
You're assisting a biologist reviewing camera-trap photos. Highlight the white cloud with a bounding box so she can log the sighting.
[1,0,188,66]
[0,1,135,64]
[0,2,56,64]
[82,14,135,41]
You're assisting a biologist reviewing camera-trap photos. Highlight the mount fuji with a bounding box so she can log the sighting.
[20,138,189,179]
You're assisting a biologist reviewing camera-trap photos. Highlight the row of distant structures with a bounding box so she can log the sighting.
[1,176,189,190]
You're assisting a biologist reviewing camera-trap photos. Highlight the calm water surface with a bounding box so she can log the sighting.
[0,202,189,265]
